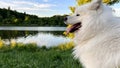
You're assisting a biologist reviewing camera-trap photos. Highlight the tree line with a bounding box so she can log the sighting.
[0,7,66,26]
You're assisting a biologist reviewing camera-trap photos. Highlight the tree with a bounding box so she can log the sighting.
[0,15,3,22]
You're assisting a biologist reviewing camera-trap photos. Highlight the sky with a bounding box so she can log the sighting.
[0,0,119,17]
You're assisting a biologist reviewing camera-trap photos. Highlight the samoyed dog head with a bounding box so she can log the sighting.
[64,0,116,43]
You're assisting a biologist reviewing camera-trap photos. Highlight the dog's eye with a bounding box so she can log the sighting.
[76,14,80,16]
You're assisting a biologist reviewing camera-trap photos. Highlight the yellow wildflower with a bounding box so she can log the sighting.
[0,39,4,48]
[11,39,16,48]
[58,41,75,50]
[66,41,74,49]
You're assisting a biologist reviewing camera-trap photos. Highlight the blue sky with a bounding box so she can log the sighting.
[0,0,119,17]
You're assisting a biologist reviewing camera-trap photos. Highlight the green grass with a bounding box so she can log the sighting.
[0,44,83,68]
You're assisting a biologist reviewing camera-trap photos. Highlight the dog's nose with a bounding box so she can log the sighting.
[64,17,68,21]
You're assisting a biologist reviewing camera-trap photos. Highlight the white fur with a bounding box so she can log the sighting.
[65,0,120,68]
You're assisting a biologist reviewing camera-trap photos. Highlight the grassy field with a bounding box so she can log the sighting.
[0,44,83,68]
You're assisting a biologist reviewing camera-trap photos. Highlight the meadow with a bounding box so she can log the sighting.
[0,44,83,68]
[0,30,83,68]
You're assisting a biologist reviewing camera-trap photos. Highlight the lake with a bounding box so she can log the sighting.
[0,27,66,31]
[0,27,70,47]
[0,27,66,39]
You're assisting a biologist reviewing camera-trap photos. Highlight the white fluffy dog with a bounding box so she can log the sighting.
[64,0,120,68]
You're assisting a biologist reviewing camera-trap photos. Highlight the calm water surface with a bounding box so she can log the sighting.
[0,27,66,31]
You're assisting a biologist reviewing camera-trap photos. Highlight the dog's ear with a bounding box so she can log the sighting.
[89,0,102,10]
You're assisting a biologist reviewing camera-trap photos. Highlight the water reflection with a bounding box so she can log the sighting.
[0,27,66,39]
[0,27,66,31]
[1,33,71,48]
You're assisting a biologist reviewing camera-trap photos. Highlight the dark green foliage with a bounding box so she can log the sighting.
[0,8,66,26]
[108,0,120,5]
[0,44,83,68]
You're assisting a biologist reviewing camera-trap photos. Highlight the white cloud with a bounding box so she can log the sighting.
[34,4,56,8]
[0,1,16,8]
[0,0,57,17]
[0,0,56,9]
[14,7,55,12]
[111,3,120,17]
[43,0,49,2]
[114,8,120,17]
[12,1,56,8]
